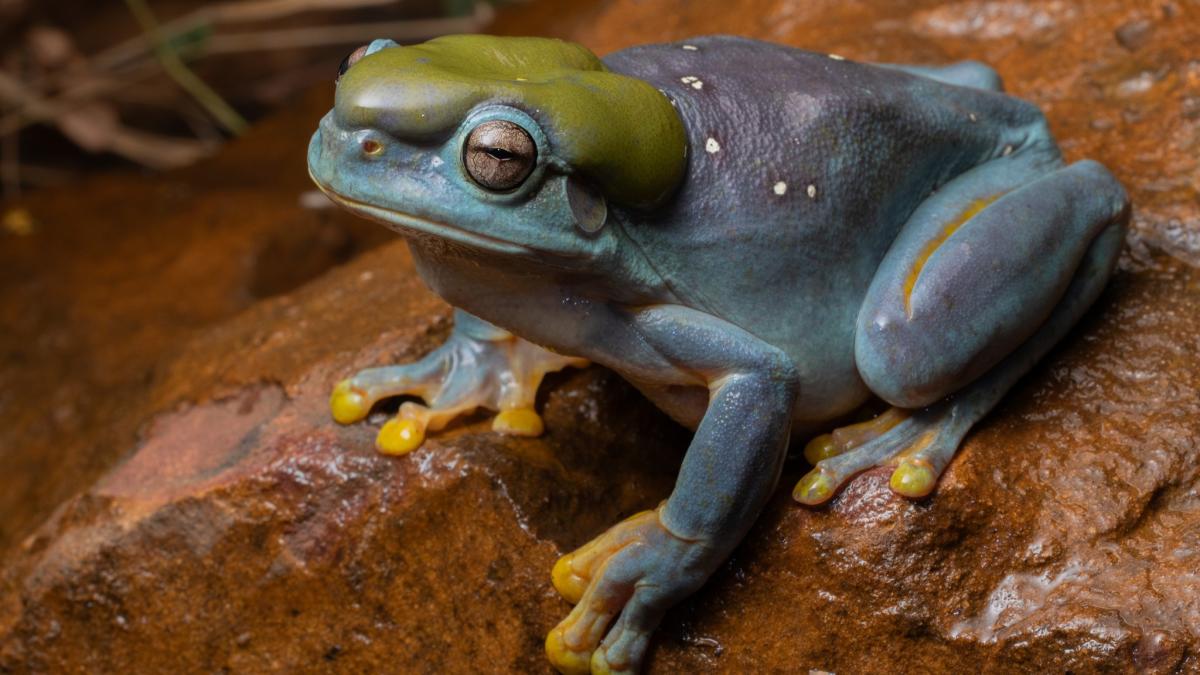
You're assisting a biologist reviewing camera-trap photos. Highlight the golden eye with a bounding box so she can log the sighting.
[362,139,383,156]
[463,120,536,191]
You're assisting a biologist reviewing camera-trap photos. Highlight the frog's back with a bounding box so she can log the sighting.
[602,36,1052,421]
[602,36,1048,255]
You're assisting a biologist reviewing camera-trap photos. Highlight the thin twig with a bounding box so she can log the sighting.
[122,0,249,135]
[90,0,406,74]
[0,71,60,134]
[0,62,162,137]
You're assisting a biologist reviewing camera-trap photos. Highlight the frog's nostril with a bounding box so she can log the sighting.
[362,139,383,156]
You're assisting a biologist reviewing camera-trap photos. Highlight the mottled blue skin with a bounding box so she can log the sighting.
[606,39,1047,424]
[309,35,1128,674]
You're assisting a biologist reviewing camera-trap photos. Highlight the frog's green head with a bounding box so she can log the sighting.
[308,35,687,261]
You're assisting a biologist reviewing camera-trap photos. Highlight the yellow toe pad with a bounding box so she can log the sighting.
[793,470,835,505]
[376,418,425,455]
[545,628,592,675]
[492,408,545,437]
[330,379,370,425]
[803,433,839,464]
[551,554,587,604]
[890,459,936,498]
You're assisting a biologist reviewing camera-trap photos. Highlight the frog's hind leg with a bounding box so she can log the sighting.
[795,154,1129,505]
[330,309,587,454]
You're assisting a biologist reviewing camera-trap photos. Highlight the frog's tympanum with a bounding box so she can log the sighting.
[308,35,1129,674]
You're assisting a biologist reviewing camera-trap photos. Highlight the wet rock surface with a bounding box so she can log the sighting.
[2,0,1199,672]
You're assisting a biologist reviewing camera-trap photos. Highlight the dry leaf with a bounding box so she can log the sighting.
[56,102,120,152]
[108,128,214,169]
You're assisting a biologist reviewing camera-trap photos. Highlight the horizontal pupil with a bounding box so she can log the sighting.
[485,148,515,161]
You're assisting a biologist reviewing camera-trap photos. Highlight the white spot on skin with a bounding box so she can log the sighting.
[682,44,699,51]
[807,184,817,199]
[969,112,978,122]
[681,76,697,83]
[828,53,846,60]
[705,138,720,154]
[692,80,704,89]
[773,181,788,195]
[431,156,444,168]
[1003,144,1014,156]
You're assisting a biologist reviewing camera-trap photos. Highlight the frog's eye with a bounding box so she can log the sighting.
[337,45,370,82]
[463,120,537,191]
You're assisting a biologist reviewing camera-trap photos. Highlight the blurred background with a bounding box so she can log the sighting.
[0,0,501,201]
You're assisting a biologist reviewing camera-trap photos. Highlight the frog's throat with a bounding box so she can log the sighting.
[309,172,531,256]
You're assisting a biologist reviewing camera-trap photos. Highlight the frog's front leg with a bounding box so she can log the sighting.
[330,308,587,454]
[545,306,798,674]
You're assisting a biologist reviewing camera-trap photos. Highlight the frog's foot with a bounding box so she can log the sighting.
[330,311,587,455]
[802,407,910,464]
[793,404,970,505]
[546,508,710,674]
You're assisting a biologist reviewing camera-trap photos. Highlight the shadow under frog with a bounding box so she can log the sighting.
[307,34,1129,674]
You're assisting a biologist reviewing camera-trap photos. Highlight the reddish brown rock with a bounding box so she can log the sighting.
[2,0,1199,673]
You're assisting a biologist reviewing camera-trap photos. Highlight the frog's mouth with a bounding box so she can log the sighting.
[309,170,532,257]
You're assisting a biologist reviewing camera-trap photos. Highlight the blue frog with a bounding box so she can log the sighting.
[307,34,1129,674]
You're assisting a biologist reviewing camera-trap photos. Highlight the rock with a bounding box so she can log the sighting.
[3,0,1200,672]
[1114,18,1155,51]
[0,240,688,672]
[0,87,392,555]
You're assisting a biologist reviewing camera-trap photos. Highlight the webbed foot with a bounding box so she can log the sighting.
[801,406,909,464]
[793,404,969,505]
[546,508,712,674]
[331,310,586,454]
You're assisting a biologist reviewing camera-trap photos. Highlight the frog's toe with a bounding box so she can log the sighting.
[889,457,938,498]
[792,469,837,505]
[547,507,711,674]
[331,358,442,427]
[545,626,593,675]
[376,416,425,456]
[802,407,908,464]
[885,423,965,498]
[551,510,657,604]
[330,379,371,424]
[546,543,662,674]
[491,407,545,436]
[545,566,628,674]
[375,400,480,456]
[591,594,662,675]
[793,409,965,505]
[551,551,591,605]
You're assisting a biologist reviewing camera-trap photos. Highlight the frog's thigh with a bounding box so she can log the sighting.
[879,61,1004,91]
[856,158,1129,409]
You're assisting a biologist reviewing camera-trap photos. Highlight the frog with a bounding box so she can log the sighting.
[307,34,1129,674]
